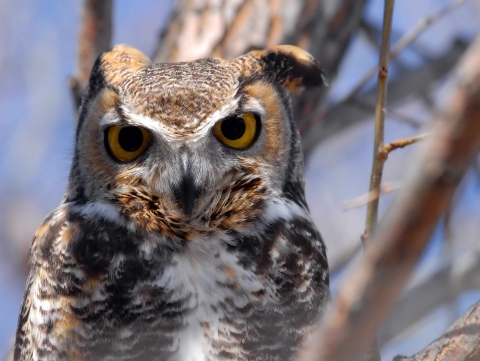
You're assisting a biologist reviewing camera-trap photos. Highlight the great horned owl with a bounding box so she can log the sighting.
[14,44,329,361]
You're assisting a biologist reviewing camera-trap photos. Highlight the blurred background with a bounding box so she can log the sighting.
[1,0,480,359]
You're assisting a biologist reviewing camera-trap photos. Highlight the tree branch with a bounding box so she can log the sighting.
[301,40,467,157]
[385,108,424,128]
[390,0,471,59]
[154,0,369,147]
[381,252,480,346]
[296,33,480,361]
[343,182,401,210]
[393,301,480,361]
[319,0,470,117]
[380,134,429,161]
[364,0,395,242]
[291,0,368,122]
[70,0,113,109]
[342,135,427,211]
[363,2,395,359]
[300,0,471,157]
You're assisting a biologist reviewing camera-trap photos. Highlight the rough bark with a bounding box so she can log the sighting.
[154,0,368,152]
[154,0,367,65]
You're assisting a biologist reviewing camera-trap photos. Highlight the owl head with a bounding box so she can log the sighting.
[67,45,325,240]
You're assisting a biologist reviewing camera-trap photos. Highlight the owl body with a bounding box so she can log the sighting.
[15,45,329,361]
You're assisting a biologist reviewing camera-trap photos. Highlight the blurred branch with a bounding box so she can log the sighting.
[344,99,426,128]
[343,182,401,210]
[154,0,367,64]
[359,19,383,50]
[292,0,368,123]
[301,0,470,156]
[394,300,480,361]
[325,0,470,114]
[2,347,13,361]
[385,109,424,128]
[70,0,113,109]
[390,0,471,59]
[360,19,428,62]
[381,252,480,346]
[154,0,304,62]
[302,40,467,157]
[154,0,368,149]
[380,170,470,347]
[474,156,480,177]
[296,33,480,361]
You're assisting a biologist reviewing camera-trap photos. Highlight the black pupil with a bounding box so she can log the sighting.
[221,116,246,140]
[118,126,144,152]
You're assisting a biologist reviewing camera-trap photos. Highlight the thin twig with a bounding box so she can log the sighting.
[344,135,427,213]
[296,33,480,361]
[327,0,470,112]
[364,0,395,242]
[380,133,429,161]
[351,100,425,128]
[363,1,395,359]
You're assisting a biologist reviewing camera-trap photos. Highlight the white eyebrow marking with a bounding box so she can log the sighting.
[99,97,266,144]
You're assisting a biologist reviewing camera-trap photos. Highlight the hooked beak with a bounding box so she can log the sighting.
[173,160,200,219]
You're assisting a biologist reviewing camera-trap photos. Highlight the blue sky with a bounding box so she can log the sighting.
[0,0,479,358]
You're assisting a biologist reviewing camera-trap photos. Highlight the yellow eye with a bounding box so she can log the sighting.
[106,125,151,162]
[213,113,258,149]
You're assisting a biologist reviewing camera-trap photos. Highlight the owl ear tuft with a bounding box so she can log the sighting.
[89,45,150,89]
[245,45,326,92]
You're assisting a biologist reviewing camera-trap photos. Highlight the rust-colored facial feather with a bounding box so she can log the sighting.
[16,45,328,361]
[70,44,325,238]
[110,166,268,241]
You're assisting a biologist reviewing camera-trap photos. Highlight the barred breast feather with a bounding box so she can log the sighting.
[14,44,329,361]
[15,197,328,361]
